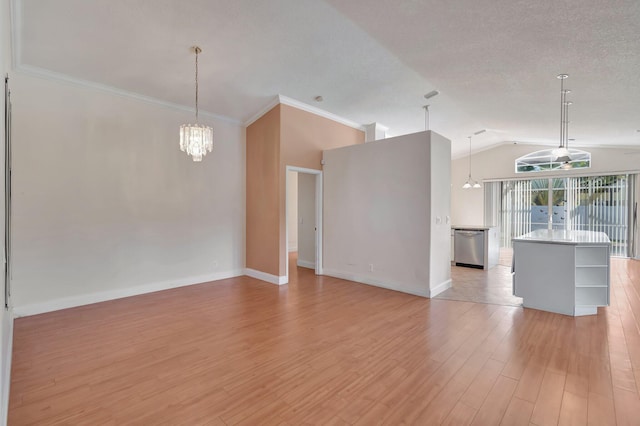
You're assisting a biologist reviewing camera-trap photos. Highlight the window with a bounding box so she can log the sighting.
[515,149,591,173]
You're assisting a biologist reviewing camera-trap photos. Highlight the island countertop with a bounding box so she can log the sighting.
[513,229,610,245]
[451,225,496,231]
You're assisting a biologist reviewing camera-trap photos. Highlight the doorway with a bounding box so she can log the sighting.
[285,166,322,283]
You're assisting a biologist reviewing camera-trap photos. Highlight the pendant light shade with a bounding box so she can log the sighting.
[180,46,213,162]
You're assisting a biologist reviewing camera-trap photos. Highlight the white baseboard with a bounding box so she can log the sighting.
[322,268,428,297]
[288,245,298,253]
[13,269,245,318]
[429,279,452,298]
[244,268,288,285]
[1,309,13,426]
[296,259,315,269]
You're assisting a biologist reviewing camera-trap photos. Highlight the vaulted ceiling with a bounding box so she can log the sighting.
[14,0,640,156]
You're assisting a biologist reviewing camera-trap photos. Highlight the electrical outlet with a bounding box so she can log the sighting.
[369,263,374,272]
[212,260,218,269]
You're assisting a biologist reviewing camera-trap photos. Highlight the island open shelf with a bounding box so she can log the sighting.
[512,230,610,316]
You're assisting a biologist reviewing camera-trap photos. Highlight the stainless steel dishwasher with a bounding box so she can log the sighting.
[454,229,484,268]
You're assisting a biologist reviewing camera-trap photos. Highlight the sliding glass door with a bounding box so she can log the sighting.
[500,174,631,256]
[568,175,628,256]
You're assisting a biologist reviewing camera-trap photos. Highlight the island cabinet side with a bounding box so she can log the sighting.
[513,240,610,316]
[513,241,576,316]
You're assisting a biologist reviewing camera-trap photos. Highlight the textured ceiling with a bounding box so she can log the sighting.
[15,0,640,156]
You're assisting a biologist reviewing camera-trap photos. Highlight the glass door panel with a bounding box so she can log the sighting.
[529,179,550,231]
[550,178,567,230]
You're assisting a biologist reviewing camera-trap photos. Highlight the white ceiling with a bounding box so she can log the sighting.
[15,0,640,156]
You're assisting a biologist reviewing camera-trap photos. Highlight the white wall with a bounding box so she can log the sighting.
[286,170,298,251]
[10,73,246,314]
[429,132,452,292]
[323,131,451,297]
[297,172,315,268]
[1,0,12,421]
[452,143,640,227]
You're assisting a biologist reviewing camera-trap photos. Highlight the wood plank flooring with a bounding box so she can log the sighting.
[8,255,640,425]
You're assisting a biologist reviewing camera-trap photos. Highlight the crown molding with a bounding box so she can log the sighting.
[14,64,242,125]
[277,95,365,131]
[242,96,281,127]
[243,95,366,131]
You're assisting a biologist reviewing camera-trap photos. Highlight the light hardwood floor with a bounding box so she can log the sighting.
[8,255,640,425]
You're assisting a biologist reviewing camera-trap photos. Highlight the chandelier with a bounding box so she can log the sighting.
[180,46,213,162]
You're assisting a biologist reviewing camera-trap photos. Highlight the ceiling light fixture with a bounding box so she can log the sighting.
[463,132,482,189]
[180,46,213,162]
[516,75,591,172]
[552,74,577,168]
[422,90,439,131]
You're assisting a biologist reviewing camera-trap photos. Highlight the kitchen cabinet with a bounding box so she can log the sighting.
[512,230,610,316]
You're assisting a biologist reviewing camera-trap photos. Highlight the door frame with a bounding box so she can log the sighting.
[285,166,323,281]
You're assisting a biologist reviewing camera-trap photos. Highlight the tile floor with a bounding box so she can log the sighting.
[436,248,524,307]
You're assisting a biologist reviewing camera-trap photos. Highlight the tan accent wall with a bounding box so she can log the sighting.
[278,105,364,275]
[280,104,364,169]
[246,102,365,278]
[246,105,281,276]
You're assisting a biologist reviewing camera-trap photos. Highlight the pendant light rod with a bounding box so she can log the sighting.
[557,74,568,149]
[564,100,572,150]
[468,135,473,179]
[194,46,201,123]
[423,105,430,131]
[422,90,439,131]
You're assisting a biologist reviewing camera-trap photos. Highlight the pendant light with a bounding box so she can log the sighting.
[179,46,213,162]
[463,131,483,189]
[553,74,572,165]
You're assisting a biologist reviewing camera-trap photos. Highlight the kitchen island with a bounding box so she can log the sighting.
[512,229,610,316]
